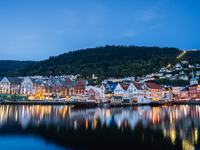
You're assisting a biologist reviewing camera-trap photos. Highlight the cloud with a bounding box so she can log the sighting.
[116,31,137,40]
[140,12,155,21]
[123,31,137,37]
[136,1,165,21]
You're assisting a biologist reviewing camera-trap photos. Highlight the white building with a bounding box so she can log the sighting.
[20,77,35,95]
[174,63,182,70]
[166,74,172,78]
[172,86,184,96]
[179,76,188,81]
[114,83,130,98]
[179,71,185,75]
[0,77,12,94]
[143,82,162,101]
[127,82,145,103]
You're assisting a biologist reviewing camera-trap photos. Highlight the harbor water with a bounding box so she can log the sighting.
[0,104,199,150]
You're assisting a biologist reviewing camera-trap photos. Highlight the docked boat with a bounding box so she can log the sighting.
[71,94,97,107]
[149,100,166,106]
[165,100,174,105]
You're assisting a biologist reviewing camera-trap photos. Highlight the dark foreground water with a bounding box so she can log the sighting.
[0,105,200,150]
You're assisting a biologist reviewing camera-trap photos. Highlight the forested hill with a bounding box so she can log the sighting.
[0,60,35,76]
[7,45,181,79]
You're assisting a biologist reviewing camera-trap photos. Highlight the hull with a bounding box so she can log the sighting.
[165,101,174,106]
[149,101,165,106]
[73,102,97,108]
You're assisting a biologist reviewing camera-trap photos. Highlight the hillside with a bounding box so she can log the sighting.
[0,60,35,76]
[7,45,181,79]
[181,50,200,64]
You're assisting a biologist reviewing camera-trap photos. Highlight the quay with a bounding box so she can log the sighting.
[0,100,73,105]
[1,100,200,107]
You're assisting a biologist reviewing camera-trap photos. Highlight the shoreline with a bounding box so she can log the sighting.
[0,101,73,105]
[0,100,199,106]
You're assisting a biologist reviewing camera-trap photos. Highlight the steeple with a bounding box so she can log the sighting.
[190,69,198,86]
[192,69,194,78]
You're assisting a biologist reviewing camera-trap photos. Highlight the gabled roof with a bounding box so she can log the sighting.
[88,88,95,93]
[75,78,85,89]
[181,87,188,91]
[119,83,130,90]
[18,77,25,83]
[60,79,65,85]
[144,82,161,89]
[30,78,36,84]
[132,83,143,90]
[103,84,107,88]
[7,77,14,82]
[36,80,43,85]
[108,84,117,91]
[61,77,74,88]
[11,77,21,85]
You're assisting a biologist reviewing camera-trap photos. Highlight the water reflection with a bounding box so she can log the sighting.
[0,105,200,149]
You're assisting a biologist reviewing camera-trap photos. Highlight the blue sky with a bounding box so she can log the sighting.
[0,0,200,61]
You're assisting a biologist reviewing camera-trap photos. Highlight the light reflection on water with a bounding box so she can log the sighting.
[0,105,200,149]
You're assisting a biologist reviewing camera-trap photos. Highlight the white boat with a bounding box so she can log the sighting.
[71,94,97,107]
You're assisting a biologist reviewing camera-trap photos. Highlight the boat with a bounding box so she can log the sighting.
[149,100,166,106]
[71,94,97,107]
[164,100,175,105]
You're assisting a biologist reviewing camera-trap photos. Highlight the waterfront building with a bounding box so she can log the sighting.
[74,79,85,95]
[60,77,75,99]
[172,86,185,96]
[0,77,12,94]
[86,88,100,99]
[20,77,35,95]
[114,83,130,97]
[34,80,45,99]
[10,77,22,94]
[44,79,54,96]
[52,79,62,96]
[143,82,162,101]
[180,87,189,98]
[110,96,123,104]
[102,84,117,98]
[127,82,144,102]
[100,84,107,98]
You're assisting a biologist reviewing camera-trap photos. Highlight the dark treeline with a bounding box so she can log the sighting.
[7,45,181,79]
[0,60,35,76]
[181,51,200,64]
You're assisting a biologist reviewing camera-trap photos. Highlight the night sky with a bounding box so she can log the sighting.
[0,0,200,60]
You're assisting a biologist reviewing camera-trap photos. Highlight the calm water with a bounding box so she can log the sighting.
[0,104,200,150]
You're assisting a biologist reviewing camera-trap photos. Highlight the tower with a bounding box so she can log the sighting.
[190,70,198,86]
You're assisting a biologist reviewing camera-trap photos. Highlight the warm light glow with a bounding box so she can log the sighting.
[106,109,110,118]
[170,129,176,145]
[85,118,88,130]
[182,139,194,150]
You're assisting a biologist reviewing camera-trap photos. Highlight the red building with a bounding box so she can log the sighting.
[74,79,85,95]
[188,85,200,97]
[180,87,189,98]
[86,88,100,99]
[61,77,75,98]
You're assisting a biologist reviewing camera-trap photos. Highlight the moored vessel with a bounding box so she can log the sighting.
[71,94,97,107]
